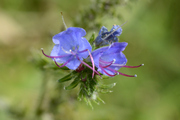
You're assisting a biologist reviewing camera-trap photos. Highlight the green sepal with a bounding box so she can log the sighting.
[101,75,110,79]
[84,96,93,109]
[98,83,116,89]
[64,76,81,90]
[88,32,95,45]
[57,71,77,83]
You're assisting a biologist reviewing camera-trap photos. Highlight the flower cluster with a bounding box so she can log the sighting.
[41,24,143,107]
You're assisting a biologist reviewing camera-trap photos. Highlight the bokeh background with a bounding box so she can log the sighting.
[0,0,180,120]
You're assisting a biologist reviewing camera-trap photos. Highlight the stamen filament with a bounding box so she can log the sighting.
[76,55,102,78]
[99,59,115,64]
[78,49,95,78]
[99,65,116,77]
[106,67,136,77]
[100,59,115,68]
[87,49,95,78]
[54,56,73,68]
[78,49,88,53]
[41,48,69,58]
[122,64,144,68]
[111,63,144,68]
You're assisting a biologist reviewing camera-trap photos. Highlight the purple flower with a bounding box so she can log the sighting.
[42,27,100,77]
[92,42,143,77]
[94,25,122,47]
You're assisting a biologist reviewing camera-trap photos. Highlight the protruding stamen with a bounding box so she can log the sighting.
[61,12,67,29]
[87,49,95,78]
[106,67,136,77]
[41,48,69,58]
[122,64,144,68]
[100,65,116,77]
[99,59,115,64]
[112,64,144,68]
[99,59,116,68]
[116,71,137,77]
[76,55,102,78]
[78,49,95,78]
[102,21,128,41]
[54,56,73,68]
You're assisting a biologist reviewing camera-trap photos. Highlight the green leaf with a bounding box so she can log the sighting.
[57,73,73,83]
[65,77,81,90]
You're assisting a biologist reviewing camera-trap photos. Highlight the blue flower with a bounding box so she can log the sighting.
[42,27,98,74]
[92,42,143,77]
[94,25,122,47]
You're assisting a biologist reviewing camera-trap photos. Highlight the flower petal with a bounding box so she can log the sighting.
[65,56,82,70]
[78,37,92,59]
[98,26,108,35]
[92,46,109,68]
[110,25,122,36]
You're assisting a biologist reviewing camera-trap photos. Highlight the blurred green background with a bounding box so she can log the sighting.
[0,0,180,120]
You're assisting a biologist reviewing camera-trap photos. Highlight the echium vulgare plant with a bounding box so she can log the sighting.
[41,15,143,108]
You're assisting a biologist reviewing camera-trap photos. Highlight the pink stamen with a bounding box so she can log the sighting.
[101,63,113,68]
[100,61,115,68]
[76,55,102,78]
[54,56,73,68]
[112,63,144,68]
[78,49,89,53]
[106,67,137,77]
[99,59,114,64]
[41,48,69,58]
[78,49,95,78]
[99,65,116,77]
[116,71,137,77]
[87,49,95,78]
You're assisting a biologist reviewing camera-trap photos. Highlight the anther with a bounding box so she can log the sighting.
[113,59,116,63]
